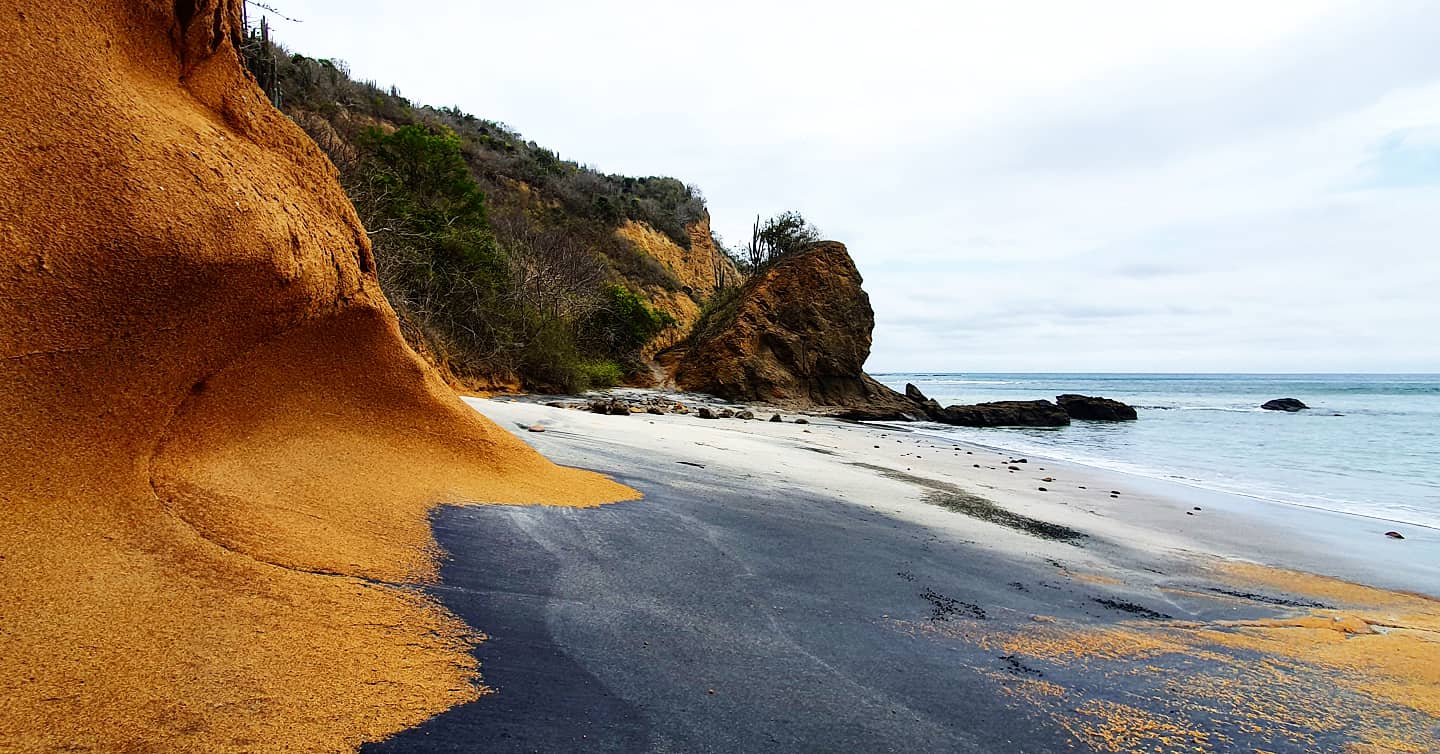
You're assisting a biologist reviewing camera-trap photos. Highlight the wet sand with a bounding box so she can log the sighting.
[366,398,1439,753]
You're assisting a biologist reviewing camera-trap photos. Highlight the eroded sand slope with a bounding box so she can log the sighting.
[0,2,633,750]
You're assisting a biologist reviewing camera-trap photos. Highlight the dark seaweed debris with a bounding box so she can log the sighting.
[920,588,987,621]
[853,463,1087,543]
[1208,587,1330,609]
[999,654,1044,677]
[1092,598,1171,620]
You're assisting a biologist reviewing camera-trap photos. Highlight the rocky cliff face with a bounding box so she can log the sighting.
[0,2,631,751]
[620,211,739,303]
[615,212,740,360]
[671,242,912,413]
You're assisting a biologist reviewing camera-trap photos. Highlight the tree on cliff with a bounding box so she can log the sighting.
[745,211,822,270]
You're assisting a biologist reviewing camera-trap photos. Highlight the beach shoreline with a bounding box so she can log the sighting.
[368,394,1440,752]
[484,391,1439,598]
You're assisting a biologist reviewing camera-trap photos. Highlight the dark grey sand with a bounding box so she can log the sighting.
[366,399,1439,753]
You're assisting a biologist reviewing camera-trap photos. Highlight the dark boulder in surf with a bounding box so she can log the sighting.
[1261,398,1309,412]
[901,384,1069,427]
[941,400,1071,428]
[1056,394,1138,421]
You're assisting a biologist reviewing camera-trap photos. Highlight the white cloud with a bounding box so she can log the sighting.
[265,0,1440,372]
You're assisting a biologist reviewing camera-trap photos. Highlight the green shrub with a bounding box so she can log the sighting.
[588,284,675,355]
[576,360,625,388]
[241,29,722,392]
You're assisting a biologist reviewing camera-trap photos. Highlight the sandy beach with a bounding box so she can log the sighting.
[365,393,1440,753]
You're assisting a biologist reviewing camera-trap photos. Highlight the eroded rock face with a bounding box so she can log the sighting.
[0,3,631,750]
[1056,394,1138,421]
[616,212,741,362]
[672,242,912,413]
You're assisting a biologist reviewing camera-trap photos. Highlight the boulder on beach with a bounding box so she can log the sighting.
[589,398,632,415]
[1056,394,1137,421]
[1262,398,1309,412]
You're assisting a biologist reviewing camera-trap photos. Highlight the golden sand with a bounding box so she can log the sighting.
[1201,564,1440,719]
[0,2,634,751]
[964,563,1440,753]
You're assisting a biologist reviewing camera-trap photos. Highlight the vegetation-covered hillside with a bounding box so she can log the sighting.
[241,20,742,391]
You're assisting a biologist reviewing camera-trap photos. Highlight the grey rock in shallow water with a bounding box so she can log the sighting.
[941,400,1070,428]
[1056,394,1137,421]
[903,384,1070,427]
[1261,398,1309,412]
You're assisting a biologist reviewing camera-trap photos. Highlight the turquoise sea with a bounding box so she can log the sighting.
[872,374,1440,529]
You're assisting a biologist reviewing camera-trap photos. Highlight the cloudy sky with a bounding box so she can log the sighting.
[265,0,1440,373]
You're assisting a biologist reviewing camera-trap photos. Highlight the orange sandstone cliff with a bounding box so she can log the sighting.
[617,211,741,361]
[0,2,633,751]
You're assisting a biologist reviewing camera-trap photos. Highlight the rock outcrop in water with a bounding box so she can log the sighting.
[901,385,1072,427]
[670,242,915,416]
[940,400,1072,427]
[1056,394,1138,421]
[1262,398,1309,412]
[0,3,632,751]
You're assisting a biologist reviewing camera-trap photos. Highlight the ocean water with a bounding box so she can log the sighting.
[873,374,1440,529]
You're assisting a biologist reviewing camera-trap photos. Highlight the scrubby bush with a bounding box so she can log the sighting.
[576,360,625,389]
[588,285,676,355]
[239,24,717,391]
[745,211,822,270]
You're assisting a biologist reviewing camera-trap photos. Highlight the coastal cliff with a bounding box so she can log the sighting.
[244,37,741,391]
[670,241,913,414]
[616,211,741,360]
[0,3,632,751]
